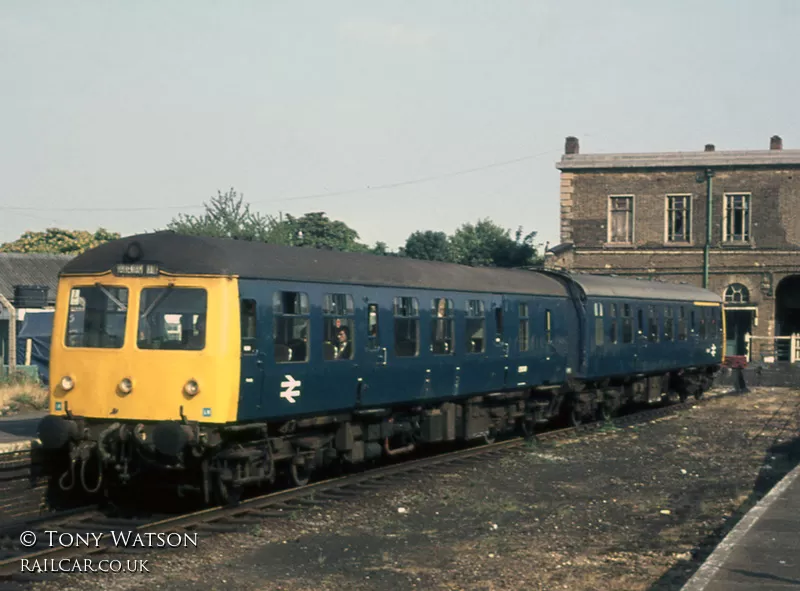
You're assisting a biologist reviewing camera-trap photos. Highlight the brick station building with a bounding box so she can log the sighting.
[545,135,800,361]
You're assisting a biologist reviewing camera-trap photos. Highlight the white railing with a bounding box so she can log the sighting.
[744,334,800,363]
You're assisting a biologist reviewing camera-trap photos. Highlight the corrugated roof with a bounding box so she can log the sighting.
[0,253,75,305]
[557,149,800,171]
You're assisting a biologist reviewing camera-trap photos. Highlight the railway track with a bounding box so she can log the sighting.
[0,390,737,589]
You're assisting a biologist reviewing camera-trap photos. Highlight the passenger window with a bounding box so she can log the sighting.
[594,302,604,347]
[431,298,454,355]
[608,303,618,344]
[241,299,257,353]
[545,309,552,345]
[699,308,708,339]
[691,309,697,333]
[323,293,354,361]
[367,303,379,348]
[393,296,419,357]
[494,305,504,343]
[648,305,659,342]
[273,291,309,363]
[466,300,485,353]
[622,304,633,343]
[518,303,529,352]
[664,307,674,341]
[678,306,687,340]
[637,309,645,337]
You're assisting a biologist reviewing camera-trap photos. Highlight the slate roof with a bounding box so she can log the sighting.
[0,253,75,306]
[557,149,800,171]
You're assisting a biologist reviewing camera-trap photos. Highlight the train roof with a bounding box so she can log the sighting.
[59,232,571,297]
[559,272,723,303]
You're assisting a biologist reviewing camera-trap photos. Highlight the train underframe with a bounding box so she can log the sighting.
[37,367,716,505]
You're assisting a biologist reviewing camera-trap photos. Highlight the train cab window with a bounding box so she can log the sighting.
[466,300,485,353]
[137,287,207,350]
[66,285,128,349]
[323,293,355,361]
[648,305,659,342]
[545,309,552,345]
[664,307,674,341]
[431,298,454,355]
[241,299,257,354]
[518,303,529,352]
[367,303,379,349]
[594,303,604,347]
[273,291,309,363]
[678,306,687,340]
[608,304,618,344]
[622,304,633,343]
[393,296,419,357]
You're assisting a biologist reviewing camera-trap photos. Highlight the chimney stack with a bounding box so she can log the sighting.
[565,136,579,155]
[770,135,782,150]
[704,144,715,152]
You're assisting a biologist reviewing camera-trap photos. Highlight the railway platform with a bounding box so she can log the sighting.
[0,411,44,452]
[681,459,800,590]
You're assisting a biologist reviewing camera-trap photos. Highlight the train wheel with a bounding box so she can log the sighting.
[569,407,582,427]
[483,427,497,445]
[598,402,614,422]
[290,461,311,487]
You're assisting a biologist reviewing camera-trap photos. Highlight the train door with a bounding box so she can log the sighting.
[428,296,457,399]
[358,297,398,408]
[634,306,648,372]
[237,281,266,420]
[489,294,510,390]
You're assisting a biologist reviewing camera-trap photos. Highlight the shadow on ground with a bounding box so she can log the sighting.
[647,430,800,591]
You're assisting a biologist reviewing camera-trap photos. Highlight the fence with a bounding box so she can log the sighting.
[745,334,800,363]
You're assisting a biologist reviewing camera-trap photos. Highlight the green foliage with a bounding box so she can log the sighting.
[400,220,542,268]
[282,212,368,252]
[402,230,454,262]
[0,228,121,254]
[165,189,290,243]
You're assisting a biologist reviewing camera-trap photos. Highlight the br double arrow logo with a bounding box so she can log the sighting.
[280,375,302,403]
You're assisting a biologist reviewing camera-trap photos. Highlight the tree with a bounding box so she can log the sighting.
[448,219,542,268]
[0,228,121,254]
[283,212,369,252]
[165,188,290,243]
[402,230,454,262]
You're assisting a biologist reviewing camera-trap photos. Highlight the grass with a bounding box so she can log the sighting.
[0,371,49,414]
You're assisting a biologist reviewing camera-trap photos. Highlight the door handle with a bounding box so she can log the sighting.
[379,347,387,365]
[256,359,264,367]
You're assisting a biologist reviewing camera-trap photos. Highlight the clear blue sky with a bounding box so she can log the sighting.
[1,1,798,252]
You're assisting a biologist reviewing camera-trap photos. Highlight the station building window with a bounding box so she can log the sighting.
[466,300,485,353]
[323,293,354,361]
[393,296,419,357]
[273,291,309,363]
[431,298,454,355]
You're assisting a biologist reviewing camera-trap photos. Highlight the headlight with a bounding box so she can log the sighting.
[183,380,199,397]
[60,376,74,391]
[118,378,133,394]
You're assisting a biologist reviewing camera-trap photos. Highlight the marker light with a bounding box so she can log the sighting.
[118,378,133,394]
[183,380,199,397]
[60,376,74,391]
